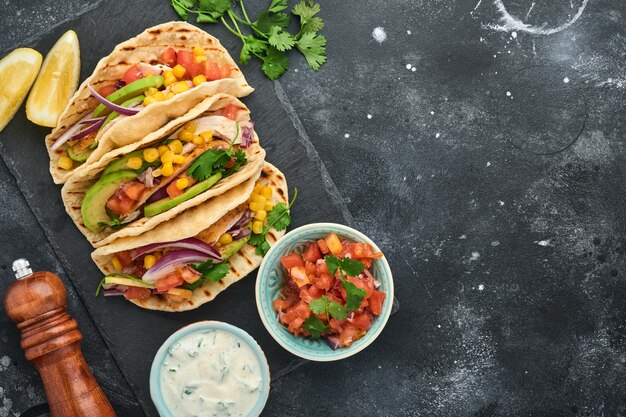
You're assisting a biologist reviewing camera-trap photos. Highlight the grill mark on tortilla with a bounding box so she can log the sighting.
[203,290,211,296]
[277,188,285,197]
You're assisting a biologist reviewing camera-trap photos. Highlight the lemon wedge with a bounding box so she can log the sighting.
[0,48,42,133]
[26,30,80,127]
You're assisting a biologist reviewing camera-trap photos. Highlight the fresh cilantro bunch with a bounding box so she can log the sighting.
[248,188,298,255]
[170,0,327,79]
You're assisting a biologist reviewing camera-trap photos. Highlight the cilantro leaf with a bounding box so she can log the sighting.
[268,26,295,52]
[171,0,189,19]
[261,47,289,80]
[308,295,330,315]
[187,149,225,181]
[255,11,291,33]
[223,149,247,177]
[324,255,341,276]
[189,261,230,290]
[302,316,328,339]
[179,0,196,8]
[240,35,267,65]
[302,16,324,33]
[268,0,288,12]
[197,12,222,23]
[292,0,320,21]
[327,301,347,321]
[267,202,291,231]
[340,258,365,277]
[342,277,367,311]
[248,226,271,256]
[199,0,231,15]
[295,32,326,71]
[98,218,124,230]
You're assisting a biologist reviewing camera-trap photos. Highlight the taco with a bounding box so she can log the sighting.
[91,162,288,312]
[47,21,254,184]
[62,94,264,248]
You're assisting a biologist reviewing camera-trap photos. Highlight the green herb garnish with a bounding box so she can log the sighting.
[302,316,329,339]
[189,260,231,289]
[325,255,367,311]
[308,295,347,321]
[248,187,298,256]
[169,0,327,79]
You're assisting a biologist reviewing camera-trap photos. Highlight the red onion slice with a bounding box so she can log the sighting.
[240,121,255,149]
[50,112,96,151]
[326,336,341,350]
[131,238,221,262]
[103,288,125,297]
[69,117,105,141]
[141,249,213,283]
[145,187,168,204]
[88,85,141,116]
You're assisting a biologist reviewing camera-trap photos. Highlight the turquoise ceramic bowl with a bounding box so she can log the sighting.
[150,321,270,417]
[256,223,394,361]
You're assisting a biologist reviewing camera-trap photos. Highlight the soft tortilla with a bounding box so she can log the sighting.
[47,21,254,184]
[62,94,265,247]
[91,162,289,312]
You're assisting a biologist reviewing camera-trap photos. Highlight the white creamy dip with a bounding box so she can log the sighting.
[160,329,263,417]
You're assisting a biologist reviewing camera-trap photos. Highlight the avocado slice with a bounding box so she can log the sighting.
[82,170,138,233]
[219,235,250,260]
[103,95,145,127]
[104,275,154,288]
[68,146,91,163]
[143,172,222,218]
[93,76,164,118]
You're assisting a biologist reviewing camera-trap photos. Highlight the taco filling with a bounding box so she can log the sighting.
[51,46,236,171]
[96,197,269,303]
[81,108,255,234]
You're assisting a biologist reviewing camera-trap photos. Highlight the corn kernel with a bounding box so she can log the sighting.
[179,130,193,142]
[193,74,207,86]
[184,122,197,133]
[111,256,122,271]
[58,156,73,170]
[172,81,190,94]
[145,87,159,96]
[193,45,205,56]
[248,192,257,203]
[143,148,159,163]
[172,64,186,79]
[252,221,264,234]
[161,163,174,177]
[143,255,157,269]
[194,55,207,63]
[200,131,213,142]
[166,92,176,100]
[192,135,203,145]
[255,210,267,221]
[261,186,272,198]
[173,154,186,164]
[249,201,263,212]
[253,184,264,194]
[153,91,166,101]
[163,70,176,87]
[158,145,169,156]
[126,157,143,170]
[168,139,183,154]
[176,177,189,190]
[264,200,274,211]
[152,168,162,177]
[143,95,158,106]
[161,150,174,164]
[253,195,266,205]
[219,233,233,245]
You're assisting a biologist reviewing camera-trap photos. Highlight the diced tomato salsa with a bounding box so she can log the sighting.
[273,234,386,348]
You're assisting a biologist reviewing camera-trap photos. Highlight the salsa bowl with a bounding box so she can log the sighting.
[255,223,394,361]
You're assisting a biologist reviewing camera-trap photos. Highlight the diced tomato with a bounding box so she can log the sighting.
[115,251,133,267]
[293,301,311,319]
[305,261,316,277]
[204,62,220,81]
[325,233,343,255]
[98,83,117,98]
[106,193,135,216]
[124,286,151,300]
[121,65,143,84]
[290,266,311,287]
[176,50,194,72]
[315,260,330,276]
[308,286,324,299]
[155,273,184,292]
[339,325,361,347]
[179,267,200,284]
[218,65,231,79]
[343,242,383,260]
[288,317,305,336]
[317,239,330,254]
[347,276,374,300]
[281,253,304,270]
[328,318,344,333]
[351,313,373,331]
[368,290,386,316]
[302,242,322,263]
[166,179,184,199]
[123,181,147,200]
[273,298,293,312]
[224,157,235,169]
[223,103,239,120]
[159,47,177,67]
[188,60,204,78]
[314,273,333,291]
[299,288,315,303]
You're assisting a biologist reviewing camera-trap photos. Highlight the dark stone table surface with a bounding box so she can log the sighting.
[1,0,625,416]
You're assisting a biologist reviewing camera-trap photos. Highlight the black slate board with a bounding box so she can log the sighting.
[0,3,350,416]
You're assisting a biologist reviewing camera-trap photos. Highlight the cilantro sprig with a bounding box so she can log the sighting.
[170,0,327,79]
[186,124,247,181]
[325,255,367,311]
[189,260,231,289]
[302,316,328,338]
[248,187,298,255]
[308,295,347,321]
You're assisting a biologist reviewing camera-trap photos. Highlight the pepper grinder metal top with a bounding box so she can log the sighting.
[3,259,117,417]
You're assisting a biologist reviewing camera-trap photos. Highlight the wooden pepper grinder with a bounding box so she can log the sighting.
[3,259,117,417]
